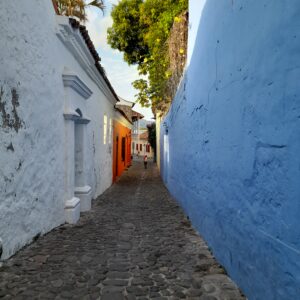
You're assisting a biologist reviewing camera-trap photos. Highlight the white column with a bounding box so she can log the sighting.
[64,118,80,224]
[74,120,92,212]
[62,71,93,221]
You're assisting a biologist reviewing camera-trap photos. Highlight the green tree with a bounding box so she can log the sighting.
[147,122,157,162]
[107,0,148,65]
[107,0,188,110]
[55,0,105,21]
[132,79,151,107]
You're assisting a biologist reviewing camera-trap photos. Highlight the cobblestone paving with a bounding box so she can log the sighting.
[0,162,245,300]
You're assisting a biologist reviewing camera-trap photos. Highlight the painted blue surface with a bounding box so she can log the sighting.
[160,1,300,299]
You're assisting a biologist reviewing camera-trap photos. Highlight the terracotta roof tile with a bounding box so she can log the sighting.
[132,110,144,120]
[139,131,148,140]
[68,18,119,102]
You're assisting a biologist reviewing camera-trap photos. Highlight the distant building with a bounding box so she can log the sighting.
[132,130,154,159]
[132,110,144,135]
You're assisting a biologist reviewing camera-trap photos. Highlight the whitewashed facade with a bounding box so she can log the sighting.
[132,131,154,159]
[0,0,118,259]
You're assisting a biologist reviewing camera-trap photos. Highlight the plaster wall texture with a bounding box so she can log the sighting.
[0,0,65,259]
[55,24,116,199]
[114,110,132,129]
[0,0,116,258]
[160,0,300,299]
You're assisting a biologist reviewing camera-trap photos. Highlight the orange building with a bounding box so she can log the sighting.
[112,105,133,182]
[112,120,131,182]
[112,98,144,182]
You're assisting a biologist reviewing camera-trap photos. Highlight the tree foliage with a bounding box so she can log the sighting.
[147,122,156,161]
[107,0,148,65]
[55,0,105,21]
[107,0,188,111]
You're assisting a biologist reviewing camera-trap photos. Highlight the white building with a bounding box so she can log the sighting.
[132,131,154,159]
[0,0,119,259]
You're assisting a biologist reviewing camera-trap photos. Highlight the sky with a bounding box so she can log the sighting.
[85,0,154,120]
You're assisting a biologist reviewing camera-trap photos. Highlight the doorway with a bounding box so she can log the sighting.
[116,136,119,176]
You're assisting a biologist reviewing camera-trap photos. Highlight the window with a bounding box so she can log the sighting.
[132,142,135,150]
[108,118,112,144]
[121,137,126,161]
[146,144,150,153]
[140,144,142,151]
[136,144,138,151]
[103,114,107,144]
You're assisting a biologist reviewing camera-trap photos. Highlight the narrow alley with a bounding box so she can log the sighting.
[0,162,244,300]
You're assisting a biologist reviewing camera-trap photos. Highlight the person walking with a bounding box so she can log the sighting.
[144,155,148,169]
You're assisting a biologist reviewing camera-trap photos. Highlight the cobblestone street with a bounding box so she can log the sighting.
[0,162,244,300]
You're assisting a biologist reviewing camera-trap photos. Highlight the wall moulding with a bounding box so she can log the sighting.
[63,111,90,124]
[62,69,92,223]
[62,73,93,99]
[56,16,117,104]
[75,185,92,212]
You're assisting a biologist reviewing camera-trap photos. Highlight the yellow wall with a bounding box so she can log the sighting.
[155,112,162,171]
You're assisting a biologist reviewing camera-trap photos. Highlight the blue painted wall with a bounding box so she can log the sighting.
[160,1,300,299]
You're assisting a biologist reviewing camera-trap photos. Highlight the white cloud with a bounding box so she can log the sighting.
[85,9,112,50]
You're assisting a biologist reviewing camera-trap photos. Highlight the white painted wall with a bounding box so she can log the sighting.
[114,110,132,129]
[0,0,65,259]
[0,0,117,259]
[55,23,116,199]
[131,136,153,159]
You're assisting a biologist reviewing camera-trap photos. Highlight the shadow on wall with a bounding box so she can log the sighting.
[160,0,300,299]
